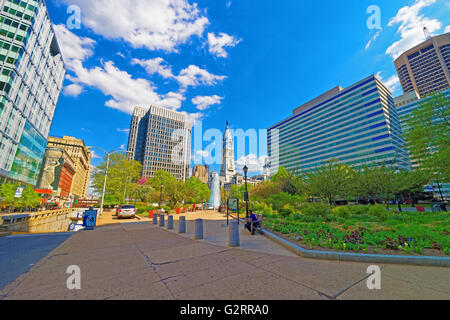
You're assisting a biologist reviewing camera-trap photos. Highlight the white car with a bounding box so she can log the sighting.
[117,205,136,219]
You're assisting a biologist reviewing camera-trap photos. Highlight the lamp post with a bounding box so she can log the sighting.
[88,147,131,218]
[159,183,163,210]
[243,165,249,218]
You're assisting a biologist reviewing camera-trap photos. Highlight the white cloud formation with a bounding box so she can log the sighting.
[54,24,95,71]
[132,57,175,79]
[376,72,401,95]
[63,83,84,97]
[207,32,241,58]
[117,128,130,133]
[90,150,102,159]
[60,0,209,52]
[192,95,223,110]
[445,25,450,33]
[133,58,227,88]
[235,154,269,174]
[386,0,442,59]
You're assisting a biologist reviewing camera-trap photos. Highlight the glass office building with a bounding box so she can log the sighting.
[267,75,411,175]
[0,0,65,185]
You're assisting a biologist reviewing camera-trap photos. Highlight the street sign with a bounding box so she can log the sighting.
[14,187,24,198]
[228,198,238,211]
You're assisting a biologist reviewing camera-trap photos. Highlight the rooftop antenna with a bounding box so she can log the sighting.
[423,26,431,40]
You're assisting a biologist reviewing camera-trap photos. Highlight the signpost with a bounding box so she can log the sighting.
[14,187,24,198]
[227,198,239,225]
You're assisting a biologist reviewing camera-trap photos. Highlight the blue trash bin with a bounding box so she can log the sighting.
[83,209,98,230]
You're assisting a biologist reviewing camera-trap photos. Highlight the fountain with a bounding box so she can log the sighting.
[208,171,221,209]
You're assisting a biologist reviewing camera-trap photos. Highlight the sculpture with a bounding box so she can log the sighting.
[207,171,220,209]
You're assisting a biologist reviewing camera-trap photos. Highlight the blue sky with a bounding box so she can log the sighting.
[46,0,449,175]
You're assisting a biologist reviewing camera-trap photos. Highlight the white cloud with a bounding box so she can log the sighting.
[119,144,126,150]
[60,0,209,53]
[445,25,450,33]
[386,0,442,59]
[192,95,223,110]
[117,128,130,133]
[132,57,174,79]
[207,32,241,58]
[235,154,269,173]
[63,83,84,97]
[180,111,204,124]
[376,72,401,95]
[90,150,101,159]
[53,24,95,71]
[133,58,226,88]
[176,65,227,88]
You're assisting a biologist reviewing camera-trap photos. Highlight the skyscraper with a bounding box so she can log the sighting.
[0,0,65,185]
[220,121,236,183]
[267,75,410,175]
[394,32,450,98]
[127,105,192,181]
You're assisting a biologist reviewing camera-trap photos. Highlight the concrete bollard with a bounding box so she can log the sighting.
[194,218,203,240]
[159,214,165,227]
[153,214,159,225]
[228,221,240,247]
[167,215,174,230]
[178,216,186,233]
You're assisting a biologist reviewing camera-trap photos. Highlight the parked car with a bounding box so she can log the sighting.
[117,205,136,219]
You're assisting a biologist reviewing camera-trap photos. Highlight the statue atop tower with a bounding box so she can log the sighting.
[220,121,236,183]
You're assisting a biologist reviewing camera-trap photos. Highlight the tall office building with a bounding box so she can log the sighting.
[395,32,450,98]
[267,75,410,175]
[46,136,91,199]
[219,121,236,183]
[127,105,192,181]
[0,0,65,185]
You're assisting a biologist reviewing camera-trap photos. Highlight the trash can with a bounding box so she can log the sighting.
[149,210,155,218]
[83,209,98,230]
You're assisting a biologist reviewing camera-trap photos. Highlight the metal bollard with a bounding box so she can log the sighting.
[194,218,203,240]
[159,214,165,227]
[178,216,186,233]
[167,215,174,230]
[228,220,240,247]
[153,214,159,225]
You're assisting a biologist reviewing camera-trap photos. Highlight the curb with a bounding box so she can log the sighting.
[228,213,450,267]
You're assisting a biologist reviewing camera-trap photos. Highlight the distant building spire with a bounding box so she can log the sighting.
[423,26,431,40]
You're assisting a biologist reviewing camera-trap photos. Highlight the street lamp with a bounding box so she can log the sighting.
[243,165,249,218]
[159,183,164,210]
[87,147,131,218]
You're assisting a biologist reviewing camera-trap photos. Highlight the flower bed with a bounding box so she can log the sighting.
[263,207,449,256]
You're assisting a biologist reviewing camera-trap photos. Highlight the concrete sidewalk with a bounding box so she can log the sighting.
[1,219,449,300]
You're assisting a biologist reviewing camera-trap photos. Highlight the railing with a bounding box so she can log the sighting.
[0,208,78,234]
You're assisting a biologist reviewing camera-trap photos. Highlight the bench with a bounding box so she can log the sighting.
[250,214,264,235]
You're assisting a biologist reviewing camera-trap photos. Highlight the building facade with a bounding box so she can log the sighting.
[192,164,209,184]
[267,75,410,175]
[46,136,91,198]
[127,105,192,181]
[394,32,450,98]
[0,0,65,185]
[35,146,75,198]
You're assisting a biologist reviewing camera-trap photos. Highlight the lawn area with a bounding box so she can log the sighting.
[262,205,450,256]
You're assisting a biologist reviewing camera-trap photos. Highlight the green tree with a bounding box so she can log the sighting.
[0,183,18,213]
[20,185,40,212]
[405,91,449,182]
[305,159,353,205]
[271,167,304,195]
[92,153,142,202]
[185,177,210,204]
[150,170,185,208]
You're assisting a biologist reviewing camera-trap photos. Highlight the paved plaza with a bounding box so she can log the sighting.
[0,210,449,300]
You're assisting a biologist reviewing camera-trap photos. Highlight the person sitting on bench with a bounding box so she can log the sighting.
[245,210,259,234]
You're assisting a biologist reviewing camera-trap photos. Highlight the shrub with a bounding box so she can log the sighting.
[302,203,331,218]
[332,206,352,218]
[279,204,295,218]
[367,204,389,221]
[252,202,273,216]
[348,205,368,215]
[268,192,306,211]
